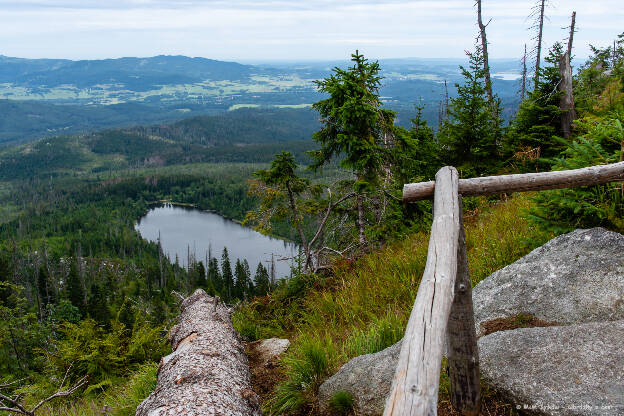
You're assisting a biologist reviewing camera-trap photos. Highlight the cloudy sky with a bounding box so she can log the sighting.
[0,0,621,62]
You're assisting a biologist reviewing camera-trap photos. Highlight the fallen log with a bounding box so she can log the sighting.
[136,289,261,416]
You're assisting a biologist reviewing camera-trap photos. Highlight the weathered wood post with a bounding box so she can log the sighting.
[384,166,460,416]
[446,198,480,415]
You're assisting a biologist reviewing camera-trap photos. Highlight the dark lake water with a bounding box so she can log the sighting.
[135,204,299,279]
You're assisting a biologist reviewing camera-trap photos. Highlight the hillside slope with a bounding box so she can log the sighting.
[233,194,554,415]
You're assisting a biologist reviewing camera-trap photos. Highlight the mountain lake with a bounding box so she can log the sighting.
[135,204,299,279]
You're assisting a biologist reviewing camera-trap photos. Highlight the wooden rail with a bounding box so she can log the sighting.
[385,162,624,416]
[403,161,624,202]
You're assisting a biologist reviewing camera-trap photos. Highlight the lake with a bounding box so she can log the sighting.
[135,204,299,279]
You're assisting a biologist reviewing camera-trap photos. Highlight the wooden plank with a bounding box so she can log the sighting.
[403,161,624,202]
[384,166,460,416]
[446,198,481,415]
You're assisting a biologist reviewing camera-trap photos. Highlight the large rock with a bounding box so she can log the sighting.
[248,338,290,366]
[318,341,401,416]
[473,228,624,336]
[478,320,624,415]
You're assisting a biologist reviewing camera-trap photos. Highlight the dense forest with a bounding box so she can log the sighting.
[0,10,623,415]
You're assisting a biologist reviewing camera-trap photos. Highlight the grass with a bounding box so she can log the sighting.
[234,193,554,414]
[328,391,355,415]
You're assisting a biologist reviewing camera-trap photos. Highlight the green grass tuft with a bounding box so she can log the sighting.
[329,391,355,415]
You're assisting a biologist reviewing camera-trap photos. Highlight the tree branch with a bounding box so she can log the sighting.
[0,375,88,416]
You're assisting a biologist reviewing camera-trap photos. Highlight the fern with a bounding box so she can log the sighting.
[528,120,624,232]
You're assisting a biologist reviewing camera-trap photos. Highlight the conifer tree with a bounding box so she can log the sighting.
[253,151,311,261]
[66,259,85,314]
[439,45,502,175]
[207,256,222,295]
[88,282,110,326]
[221,247,234,302]
[233,259,245,300]
[37,264,53,309]
[254,262,271,296]
[311,50,399,244]
[505,43,567,166]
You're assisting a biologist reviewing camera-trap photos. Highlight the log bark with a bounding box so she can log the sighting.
[559,51,576,139]
[384,166,460,416]
[136,289,261,416]
[403,161,624,202]
[446,198,480,415]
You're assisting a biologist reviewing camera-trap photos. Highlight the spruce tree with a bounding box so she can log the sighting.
[66,259,85,314]
[505,43,567,167]
[254,263,271,296]
[221,248,233,303]
[439,45,502,175]
[233,259,245,300]
[37,264,53,309]
[311,50,399,244]
[88,282,111,326]
[207,256,222,296]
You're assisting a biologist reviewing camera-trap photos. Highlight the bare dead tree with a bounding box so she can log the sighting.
[521,44,528,100]
[476,0,493,104]
[438,100,444,131]
[444,80,450,117]
[559,51,576,138]
[0,371,88,416]
[566,11,576,60]
[530,0,548,89]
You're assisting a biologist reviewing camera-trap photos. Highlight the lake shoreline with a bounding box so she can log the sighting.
[136,204,299,277]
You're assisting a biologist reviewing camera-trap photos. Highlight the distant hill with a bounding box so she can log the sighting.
[0,55,254,89]
[0,99,226,145]
[0,107,321,179]
[0,55,523,144]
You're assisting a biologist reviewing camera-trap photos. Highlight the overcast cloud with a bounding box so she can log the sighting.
[0,0,621,61]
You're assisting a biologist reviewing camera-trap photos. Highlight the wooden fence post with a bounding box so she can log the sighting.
[384,166,460,416]
[446,197,481,415]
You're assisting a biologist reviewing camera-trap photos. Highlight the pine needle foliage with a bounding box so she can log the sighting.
[439,45,502,176]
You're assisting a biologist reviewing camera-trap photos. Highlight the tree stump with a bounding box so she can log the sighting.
[136,289,261,416]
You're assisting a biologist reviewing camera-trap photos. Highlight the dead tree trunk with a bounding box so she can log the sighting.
[521,44,527,100]
[356,192,366,245]
[136,289,261,416]
[477,0,493,104]
[559,51,576,139]
[567,11,576,59]
[533,0,546,90]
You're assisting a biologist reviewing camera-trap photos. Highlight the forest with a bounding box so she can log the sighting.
[0,3,623,414]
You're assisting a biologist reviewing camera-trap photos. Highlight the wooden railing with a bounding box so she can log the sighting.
[383,161,624,416]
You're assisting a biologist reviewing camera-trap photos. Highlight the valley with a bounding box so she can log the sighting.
[0,55,522,145]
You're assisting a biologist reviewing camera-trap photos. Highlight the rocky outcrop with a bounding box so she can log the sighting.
[136,289,261,416]
[317,228,624,415]
[479,320,624,415]
[318,341,402,416]
[472,228,624,336]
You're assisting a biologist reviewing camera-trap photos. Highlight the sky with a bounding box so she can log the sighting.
[0,0,621,62]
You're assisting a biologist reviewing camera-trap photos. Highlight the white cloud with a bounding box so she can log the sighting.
[0,0,621,61]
